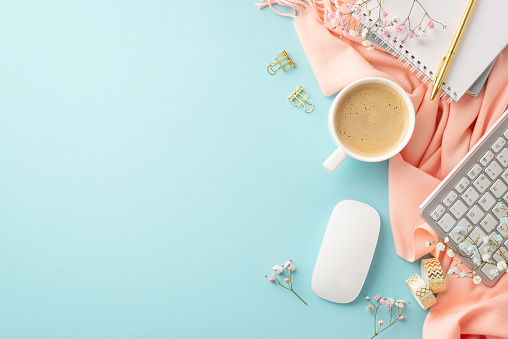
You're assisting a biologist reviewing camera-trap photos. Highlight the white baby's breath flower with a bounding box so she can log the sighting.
[497,261,507,270]
[447,249,455,257]
[386,297,394,305]
[272,265,283,274]
[361,28,369,38]
[362,40,371,47]
[367,46,374,51]
[436,242,445,251]
[349,30,358,36]
[482,236,490,244]
[444,237,450,243]
[482,253,491,261]
[425,241,431,247]
[473,276,481,284]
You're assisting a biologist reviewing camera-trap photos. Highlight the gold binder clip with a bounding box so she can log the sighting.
[267,50,295,75]
[288,86,314,113]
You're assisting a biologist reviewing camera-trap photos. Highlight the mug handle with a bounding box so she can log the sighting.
[323,148,348,172]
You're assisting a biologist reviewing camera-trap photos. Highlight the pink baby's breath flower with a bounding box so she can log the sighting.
[382,20,388,26]
[355,15,361,22]
[284,261,291,268]
[345,3,352,9]
[428,20,435,29]
[386,304,392,309]
[366,305,373,311]
[342,29,349,36]
[374,295,381,301]
[381,11,388,17]
[288,266,295,272]
[328,12,335,19]
[395,26,403,33]
[268,276,275,282]
[398,316,404,321]
[353,5,361,12]
[380,299,385,305]
[382,29,389,36]
[284,278,290,283]
[378,320,384,326]
[408,30,415,37]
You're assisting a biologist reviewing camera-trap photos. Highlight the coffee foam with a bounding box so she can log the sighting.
[334,83,409,158]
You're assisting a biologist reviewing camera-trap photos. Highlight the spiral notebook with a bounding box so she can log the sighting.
[362,0,508,102]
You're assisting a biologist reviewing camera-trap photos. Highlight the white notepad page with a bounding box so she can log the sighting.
[372,0,507,101]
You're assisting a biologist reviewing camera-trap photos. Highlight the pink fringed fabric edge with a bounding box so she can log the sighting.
[255,0,348,23]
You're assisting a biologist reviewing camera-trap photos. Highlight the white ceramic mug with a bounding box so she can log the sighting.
[323,77,415,172]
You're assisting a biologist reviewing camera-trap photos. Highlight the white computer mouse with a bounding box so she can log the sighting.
[311,200,380,303]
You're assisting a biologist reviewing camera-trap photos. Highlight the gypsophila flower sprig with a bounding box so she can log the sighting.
[365,295,409,338]
[265,260,307,305]
[425,199,508,284]
[330,0,446,49]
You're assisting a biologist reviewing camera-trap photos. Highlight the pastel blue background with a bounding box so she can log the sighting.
[0,1,429,338]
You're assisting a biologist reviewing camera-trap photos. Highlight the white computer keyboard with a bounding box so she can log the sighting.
[420,109,508,286]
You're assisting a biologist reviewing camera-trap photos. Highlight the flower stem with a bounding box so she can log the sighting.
[292,290,307,305]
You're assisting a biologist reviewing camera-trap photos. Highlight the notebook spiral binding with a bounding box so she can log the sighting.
[363,19,457,103]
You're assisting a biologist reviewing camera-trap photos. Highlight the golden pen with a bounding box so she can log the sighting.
[430,0,477,100]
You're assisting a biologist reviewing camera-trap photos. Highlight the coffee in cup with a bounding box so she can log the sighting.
[323,77,415,172]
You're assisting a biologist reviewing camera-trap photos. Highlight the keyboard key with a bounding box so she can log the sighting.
[450,219,470,244]
[492,205,507,219]
[431,205,445,220]
[481,263,497,280]
[481,214,498,233]
[437,213,456,232]
[462,187,480,206]
[493,247,508,263]
[450,200,468,219]
[466,205,484,224]
[455,178,470,193]
[486,161,503,180]
[479,232,500,255]
[443,191,458,206]
[468,164,482,179]
[497,222,508,238]
[492,137,506,152]
[478,192,496,211]
[468,227,487,246]
[473,174,491,193]
[490,179,508,198]
[502,169,508,184]
[481,151,494,166]
[497,148,508,167]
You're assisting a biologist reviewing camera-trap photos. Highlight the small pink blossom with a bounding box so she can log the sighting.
[284,261,291,268]
[380,299,385,305]
[366,305,373,311]
[355,15,361,22]
[345,3,352,9]
[395,26,403,33]
[408,30,415,37]
[428,20,435,29]
[284,278,290,283]
[328,12,335,19]
[268,276,275,282]
[386,304,392,309]
[288,266,295,272]
[378,320,384,326]
[374,295,381,301]
[382,20,388,27]
[342,29,349,36]
[353,5,361,12]
[382,29,389,36]
[381,11,388,18]
[398,316,404,321]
